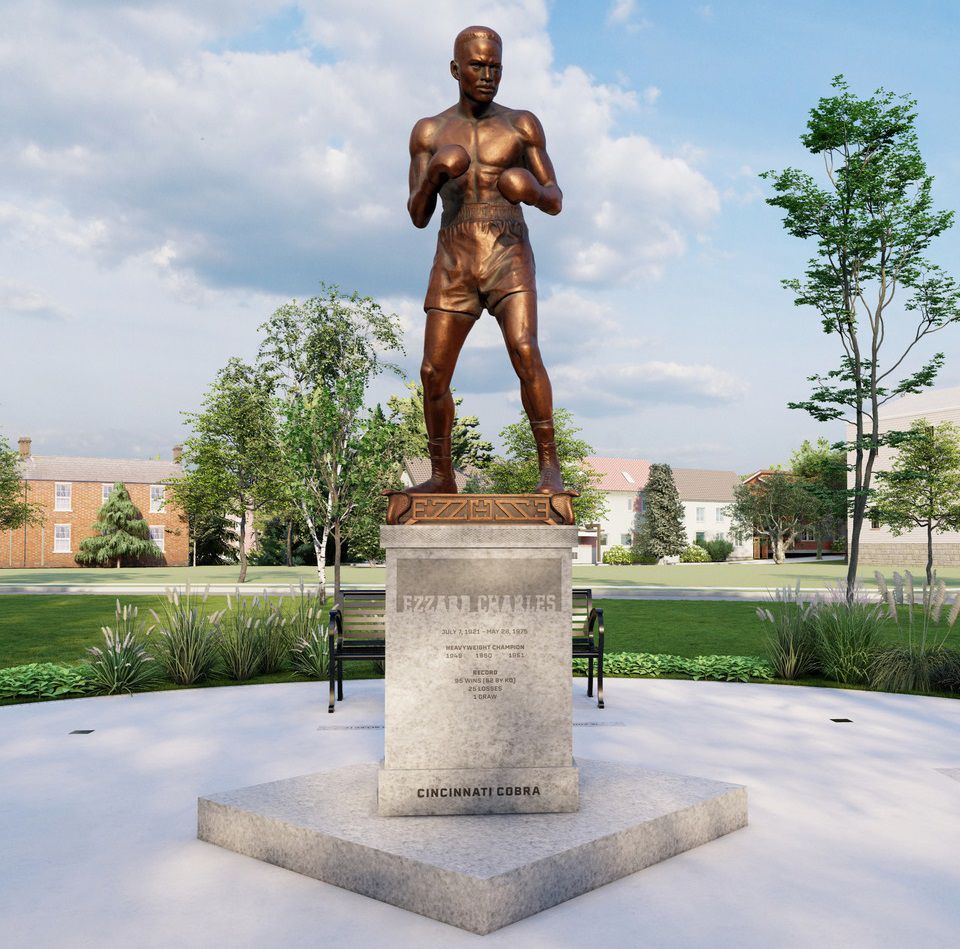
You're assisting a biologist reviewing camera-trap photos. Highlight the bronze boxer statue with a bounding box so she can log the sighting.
[406,25,565,495]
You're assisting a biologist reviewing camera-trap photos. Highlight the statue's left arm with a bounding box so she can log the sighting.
[497,111,562,216]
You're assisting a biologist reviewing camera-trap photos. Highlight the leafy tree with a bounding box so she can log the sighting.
[335,405,404,568]
[387,381,494,470]
[0,436,41,531]
[485,408,606,525]
[763,76,960,598]
[632,463,686,562]
[75,483,162,568]
[250,516,315,567]
[728,471,819,565]
[257,285,403,601]
[165,469,237,567]
[789,437,848,559]
[871,419,960,584]
[177,358,283,582]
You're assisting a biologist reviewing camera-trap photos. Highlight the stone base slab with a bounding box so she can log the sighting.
[377,763,580,815]
[198,759,747,935]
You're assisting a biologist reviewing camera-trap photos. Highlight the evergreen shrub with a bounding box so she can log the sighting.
[680,544,710,563]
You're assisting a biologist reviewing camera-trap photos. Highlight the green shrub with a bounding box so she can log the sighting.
[703,538,734,562]
[813,599,883,685]
[281,581,326,672]
[218,593,271,681]
[931,649,960,693]
[291,627,330,679]
[870,571,960,693]
[86,601,159,695]
[150,586,224,685]
[260,605,293,674]
[572,651,772,682]
[0,662,94,701]
[602,545,633,565]
[757,582,818,679]
[680,544,709,563]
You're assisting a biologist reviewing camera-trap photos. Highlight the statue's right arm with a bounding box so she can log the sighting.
[407,119,437,229]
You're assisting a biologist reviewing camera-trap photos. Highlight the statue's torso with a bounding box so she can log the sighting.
[429,105,528,209]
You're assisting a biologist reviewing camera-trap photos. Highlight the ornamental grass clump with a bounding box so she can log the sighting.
[150,585,224,685]
[757,580,818,680]
[218,593,271,681]
[811,583,883,685]
[86,600,159,695]
[287,581,327,678]
[870,571,960,693]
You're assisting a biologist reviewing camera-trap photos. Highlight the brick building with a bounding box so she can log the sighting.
[4,438,188,568]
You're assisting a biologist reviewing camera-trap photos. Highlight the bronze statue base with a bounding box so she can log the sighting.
[384,491,578,526]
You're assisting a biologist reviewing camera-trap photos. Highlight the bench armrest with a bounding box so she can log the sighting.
[589,607,604,652]
[328,607,343,643]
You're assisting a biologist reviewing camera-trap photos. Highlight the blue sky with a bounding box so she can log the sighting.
[3,0,959,473]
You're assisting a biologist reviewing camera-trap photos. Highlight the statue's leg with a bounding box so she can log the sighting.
[493,291,564,494]
[407,307,475,494]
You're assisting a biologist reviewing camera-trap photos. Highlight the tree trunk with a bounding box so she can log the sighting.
[285,519,293,568]
[927,520,934,587]
[772,535,785,565]
[301,506,327,601]
[116,557,121,569]
[815,534,823,561]
[333,520,342,604]
[238,509,248,583]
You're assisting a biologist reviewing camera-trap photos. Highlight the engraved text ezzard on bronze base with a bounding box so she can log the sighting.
[383,491,578,525]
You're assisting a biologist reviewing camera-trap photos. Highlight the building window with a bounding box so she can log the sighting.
[55,482,72,512]
[871,517,880,530]
[696,507,705,522]
[621,533,632,546]
[715,532,726,542]
[102,483,114,505]
[54,524,71,553]
[627,496,634,511]
[150,484,165,513]
[716,507,724,522]
[638,494,645,512]
[696,531,706,545]
[149,526,165,552]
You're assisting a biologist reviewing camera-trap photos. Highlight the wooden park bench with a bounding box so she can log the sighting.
[327,587,605,712]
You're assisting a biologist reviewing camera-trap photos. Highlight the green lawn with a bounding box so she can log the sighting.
[2,560,957,590]
[3,594,958,670]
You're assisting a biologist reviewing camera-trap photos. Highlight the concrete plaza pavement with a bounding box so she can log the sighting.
[1,678,958,947]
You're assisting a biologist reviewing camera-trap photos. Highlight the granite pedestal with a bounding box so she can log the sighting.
[198,758,747,935]
[378,525,579,815]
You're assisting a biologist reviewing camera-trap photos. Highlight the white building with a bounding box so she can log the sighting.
[849,385,960,565]
[577,457,751,563]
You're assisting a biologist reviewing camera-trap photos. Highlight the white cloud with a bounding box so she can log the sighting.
[642,84,661,105]
[551,360,748,417]
[0,280,69,321]
[607,0,635,24]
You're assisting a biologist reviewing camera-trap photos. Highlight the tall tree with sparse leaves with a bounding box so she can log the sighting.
[257,285,403,601]
[0,436,41,532]
[485,408,606,525]
[871,419,960,584]
[633,463,686,562]
[75,483,162,568]
[763,76,960,599]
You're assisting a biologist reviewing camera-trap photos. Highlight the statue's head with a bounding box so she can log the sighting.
[450,26,503,105]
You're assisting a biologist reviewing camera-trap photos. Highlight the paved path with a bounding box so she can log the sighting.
[0,582,856,601]
[1,679,957,947]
